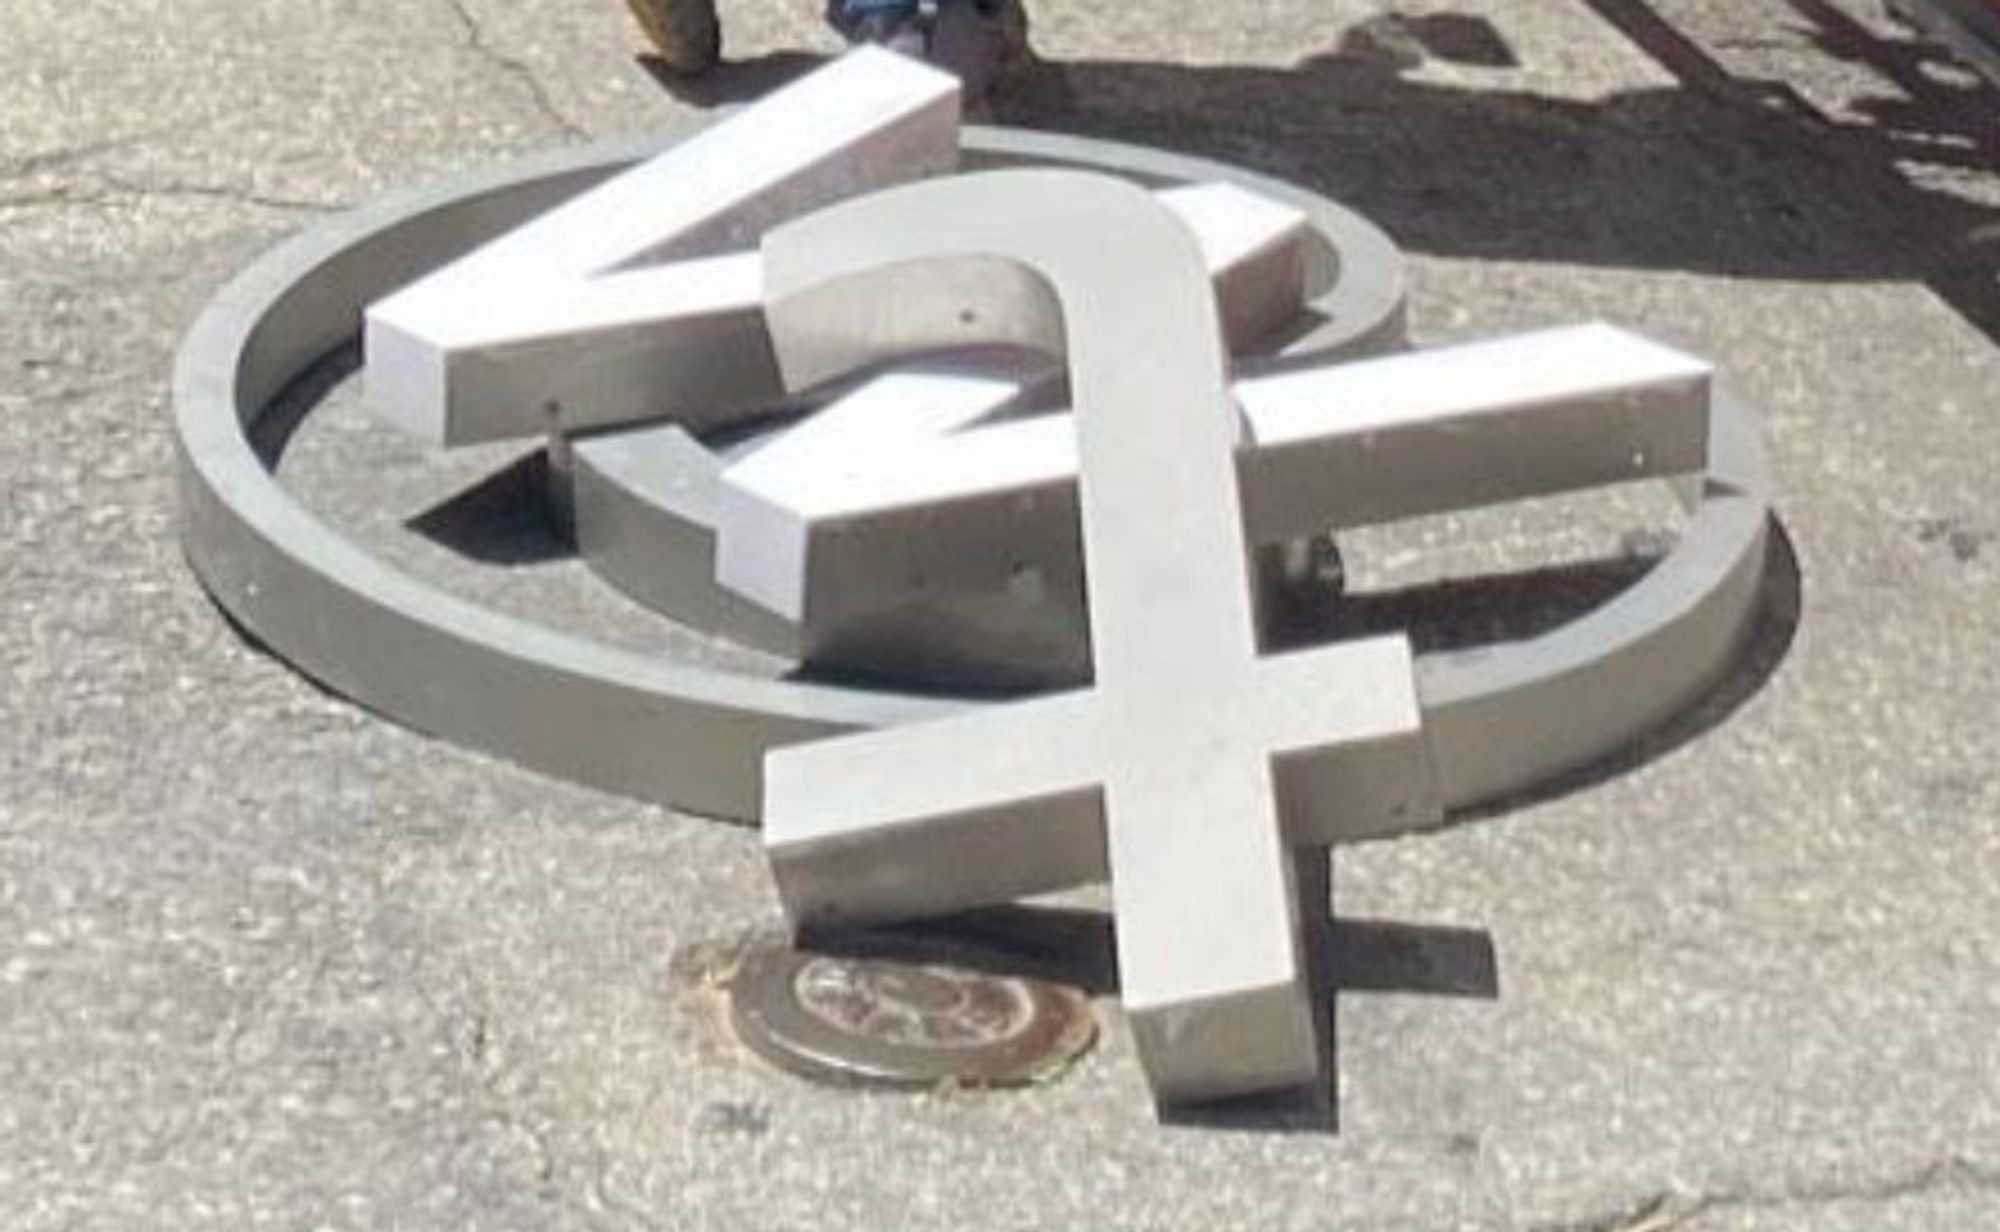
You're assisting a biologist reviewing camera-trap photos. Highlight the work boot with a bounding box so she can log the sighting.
[626,0,722,74]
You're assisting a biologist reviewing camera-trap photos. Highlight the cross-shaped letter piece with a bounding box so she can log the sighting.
[754,169,1442,1106]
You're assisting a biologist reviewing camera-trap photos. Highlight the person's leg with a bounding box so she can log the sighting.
[828,0,1029,99]
[928,0,1029,96]
[626,0,722,73]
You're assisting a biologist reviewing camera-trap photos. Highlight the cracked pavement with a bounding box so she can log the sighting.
[4,0,2000,1228]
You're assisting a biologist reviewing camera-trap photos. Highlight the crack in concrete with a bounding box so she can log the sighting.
[0,189,81,214]
[1537,1157,2000,1231]
[100,174,343,215]
[442,0,590,141]
[398,971,628,1227]
[0,131,175,184]
[0,177,340,218]
[9,375,146,409]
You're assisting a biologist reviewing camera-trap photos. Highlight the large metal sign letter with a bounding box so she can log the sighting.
[364,48,959,445]
[757,169,1441,1105]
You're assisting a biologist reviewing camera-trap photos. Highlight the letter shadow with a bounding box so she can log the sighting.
[803,865,1500,1136]
[242,337,574,568]
[1270,516,1805,825]
[404,448,573,566]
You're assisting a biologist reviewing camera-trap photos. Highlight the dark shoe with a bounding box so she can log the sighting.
[849,8,930,58]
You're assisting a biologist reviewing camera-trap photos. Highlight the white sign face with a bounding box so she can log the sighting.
[713,178,1320,621]
[716,323,1710,626]
[365,47,960,445]
[360,51,1724,1107]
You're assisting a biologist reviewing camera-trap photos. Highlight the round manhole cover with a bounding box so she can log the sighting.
[728,936,1097,1090]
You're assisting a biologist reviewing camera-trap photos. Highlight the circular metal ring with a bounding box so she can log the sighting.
[174,126,1771,824]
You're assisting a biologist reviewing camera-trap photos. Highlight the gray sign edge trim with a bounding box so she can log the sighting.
[172,126,1771,824]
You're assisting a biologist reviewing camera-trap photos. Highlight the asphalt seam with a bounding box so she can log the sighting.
[1536,1156,2000,1230]
[0,177,341,217]
[0,133,165,184]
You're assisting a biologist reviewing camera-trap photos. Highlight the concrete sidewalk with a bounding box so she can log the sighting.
[4,1,1998,1228]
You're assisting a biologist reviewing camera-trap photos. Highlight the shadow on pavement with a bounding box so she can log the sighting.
[810,887,1499,1135]
[646,0,2000,344]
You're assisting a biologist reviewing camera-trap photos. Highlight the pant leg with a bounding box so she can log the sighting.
[828,0,921,35]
